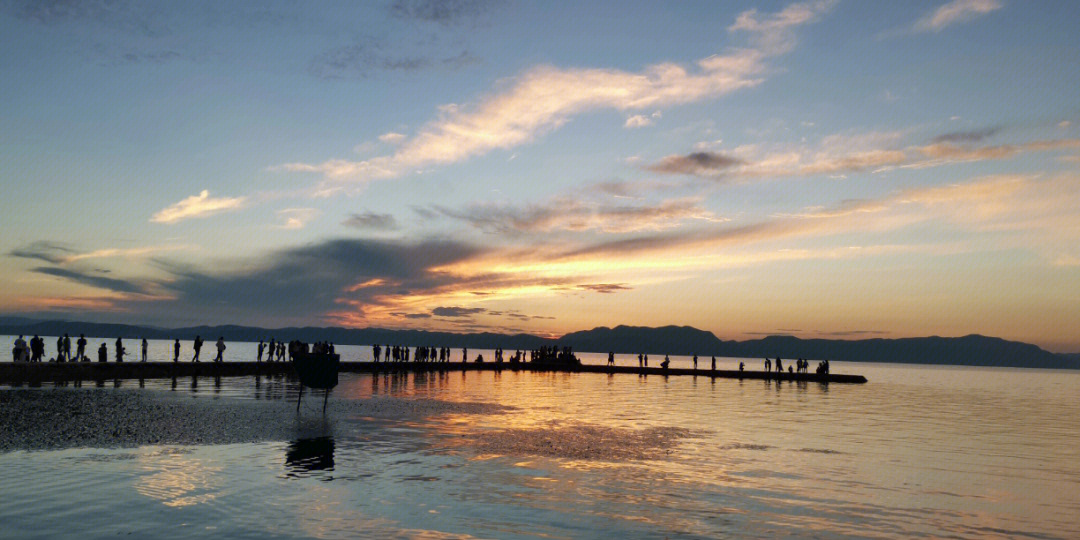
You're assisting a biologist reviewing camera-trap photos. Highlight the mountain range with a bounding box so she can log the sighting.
[1,319,1076,370]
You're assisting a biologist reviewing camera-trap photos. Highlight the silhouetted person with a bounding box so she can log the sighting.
[637,353,643,368]
[711,356,716,371]
[693,354,698,369]
[764,358,771,371]
[63,334,71,361]
[173,339,180,362]
[661,356,670,371]
[776,357,783,373]
[30,335,43,362]
[115,337,125,363]
[214,337,225,362]
[267,338,276,362]
[257,340,265,362]
[76,334,87,362]
[13,335,28,362]
[607,351,615,366]
[56,335,65,362]
[192,335,203,362]
[98,342,108,363]
[644,354,648,367]
[739,361,744,372]
[141,338,148,362]
[462,348,467,363]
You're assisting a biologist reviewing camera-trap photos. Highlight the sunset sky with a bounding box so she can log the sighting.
[2,0,1079,351]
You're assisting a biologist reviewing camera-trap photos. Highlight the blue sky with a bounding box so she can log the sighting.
[3,0,1079,350]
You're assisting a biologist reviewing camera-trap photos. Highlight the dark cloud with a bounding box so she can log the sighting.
[388,0,499,26]
[342,211,399,230]
[646,152,742,176]
[9,241,75,264]
[132,237,487,325]
[930,126,1002,144]
[432,306,487,317]
[32,267,148,295]
[577,283,631,294]
[402,313,432,319]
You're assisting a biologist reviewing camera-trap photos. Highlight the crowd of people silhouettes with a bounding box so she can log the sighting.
[10,334,835,376]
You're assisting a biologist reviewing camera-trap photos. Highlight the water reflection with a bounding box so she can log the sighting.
[285,437,336,481]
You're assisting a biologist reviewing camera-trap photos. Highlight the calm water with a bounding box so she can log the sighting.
[2,338,1078,538]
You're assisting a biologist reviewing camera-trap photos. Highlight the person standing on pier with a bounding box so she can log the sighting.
[76,334,87,362]
[192,335,203,362]
[98,342,107,363]
[31,335,44,362]
[711,356,716,372]
[267,338,276,362]
[608,351,615,366]
[141,338,148,362]
[63,334,71,362]
[56,336,65,362]
[775,358,783,374]
[693,354,698,370]
[462,348,467,363]
[214,337,226,363]
[115,337,125,363]
[764,358,771,371]
[173,339,180,362]
[257,340,265,362]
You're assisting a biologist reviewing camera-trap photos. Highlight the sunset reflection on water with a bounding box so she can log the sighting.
[1,362,1078,538]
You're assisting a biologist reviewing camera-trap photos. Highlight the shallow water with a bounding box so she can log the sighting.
[1,355,1078,538]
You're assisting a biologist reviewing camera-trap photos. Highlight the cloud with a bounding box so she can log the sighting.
[9,241,188,264]
[729,0,836,54]
[8,241,76,264]
[432,306,487,317]
[388,0,498,26]
[930,126,1002,144]
[151,190,246,224]
[646,151,743,176]
[277,208,319,229]
[624,115,653,129]
[576,283,631,294]
[432,196,723,234]
[913,0,1002,33]
[378,132,407,144]
[279,2,833,191]
[342,211,399,230]
[31,267,150,295]
[648,132,1080,180]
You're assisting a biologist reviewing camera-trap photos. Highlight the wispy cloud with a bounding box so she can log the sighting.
[277,208,319,229]
[278,1,834,192]
[342,211,399,230]
[388,0,500,26]
[9,241,188,264]
[432,306,486,317]
[646,151,743,176]
[646,132,1080,180]
[432,196,724,234]
[913,0,1003,33]
[150,190,246,224]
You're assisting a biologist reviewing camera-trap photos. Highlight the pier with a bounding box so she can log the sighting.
[0,361,867,384]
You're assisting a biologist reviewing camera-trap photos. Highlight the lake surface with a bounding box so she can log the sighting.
[2,339,1078,538]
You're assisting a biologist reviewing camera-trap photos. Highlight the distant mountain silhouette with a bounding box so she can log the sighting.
[1,318,1076,369]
